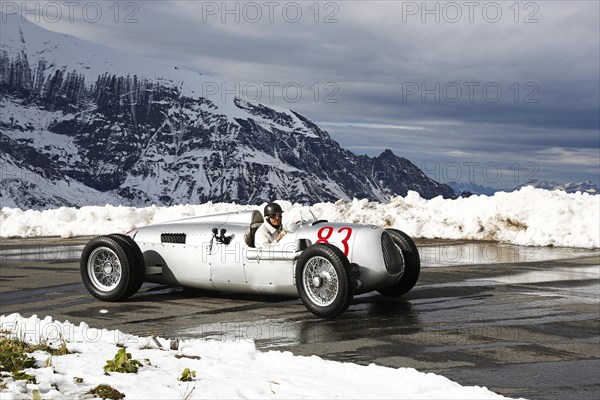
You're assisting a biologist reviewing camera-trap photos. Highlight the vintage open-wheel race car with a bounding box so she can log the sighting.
[80,210,420,318]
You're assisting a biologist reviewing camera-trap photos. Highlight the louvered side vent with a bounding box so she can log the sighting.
[381,232,403,275]
[161,233,187,244]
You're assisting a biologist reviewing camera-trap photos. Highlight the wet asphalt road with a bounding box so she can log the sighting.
[0,237,599,400]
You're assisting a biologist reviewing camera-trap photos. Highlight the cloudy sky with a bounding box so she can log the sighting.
[9,0,600,188]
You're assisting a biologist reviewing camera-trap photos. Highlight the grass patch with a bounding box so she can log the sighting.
[0,338,37,373]
[11,370,36,383]
[88,384,125,400]
[175,354,201,360]
[178,368,196,382]
[54,340,71,356]
[0,335,73,385]
[104,348,143,374]
[0,336,72,372]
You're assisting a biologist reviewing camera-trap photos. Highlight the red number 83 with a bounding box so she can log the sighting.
[316,226,353,256]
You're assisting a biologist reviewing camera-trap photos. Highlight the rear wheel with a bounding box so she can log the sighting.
[295,244,354,318]
[377,229,420,297]
[80,235,143,301]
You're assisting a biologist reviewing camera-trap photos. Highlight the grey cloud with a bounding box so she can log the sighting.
[26,0,599,186]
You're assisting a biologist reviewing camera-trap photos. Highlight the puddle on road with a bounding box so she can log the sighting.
[171,298,422,349]
[419,242,599,267]
[472,265,600,285]
[173,318,323,349]
[469,265,600,304]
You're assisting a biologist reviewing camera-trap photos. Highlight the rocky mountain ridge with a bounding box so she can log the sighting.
[0,12,455,209]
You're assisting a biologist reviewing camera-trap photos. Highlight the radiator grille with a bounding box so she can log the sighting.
[381,232,403,275]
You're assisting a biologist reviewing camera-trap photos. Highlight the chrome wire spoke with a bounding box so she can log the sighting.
[87,246,122,291]
[303,256,339,306]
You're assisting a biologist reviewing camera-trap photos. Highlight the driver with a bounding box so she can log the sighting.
[256,202,287,246]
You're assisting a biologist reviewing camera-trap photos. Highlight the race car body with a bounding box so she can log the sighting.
[80,210,420,318]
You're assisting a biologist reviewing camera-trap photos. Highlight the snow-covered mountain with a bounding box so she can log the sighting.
[511,179,599,195]
[0,12,454,209]
[447,181,499,197]
[447,179,599,198]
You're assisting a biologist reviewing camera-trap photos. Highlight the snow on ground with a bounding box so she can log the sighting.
[1,187,598,248]
[0,314,519,400]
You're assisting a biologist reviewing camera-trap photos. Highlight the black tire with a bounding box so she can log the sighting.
[377,229,421,297]
[295,243,354,318]
[108,234,145,297]
[80,235,142,302]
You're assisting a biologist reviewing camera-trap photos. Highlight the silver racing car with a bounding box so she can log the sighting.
[80,210,420,318]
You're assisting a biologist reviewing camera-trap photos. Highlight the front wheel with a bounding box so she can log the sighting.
[80,235,143,301]
[108,234,145,297]
[295,244,354,318]
[377,229,420,297]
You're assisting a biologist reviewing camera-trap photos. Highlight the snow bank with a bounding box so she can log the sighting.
[0,187,598,248]
[310,187,600,248]
[0,313,517,399]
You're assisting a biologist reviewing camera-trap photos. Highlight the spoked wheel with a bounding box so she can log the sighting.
[303,255,340,307]
[80,235,143,301]
[88,246,123,291]
[295,244,354,318]
[377,229,421,297]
